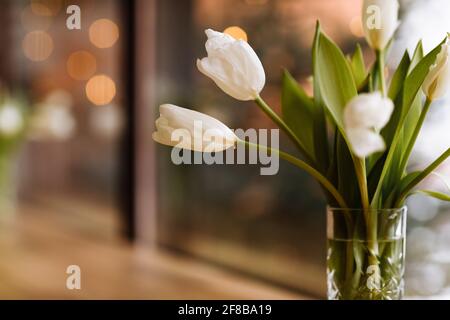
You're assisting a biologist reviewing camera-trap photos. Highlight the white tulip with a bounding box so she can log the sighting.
[422,38,450,101]
[344,92,394,158]
[0,103,23,136]
[197,29,265,101]
[344,92,394,131]
[346,127,386,158]
[362,0,399,50]
[152,104,237,152]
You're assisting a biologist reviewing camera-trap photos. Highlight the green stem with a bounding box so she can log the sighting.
[254,96,315,165]
[395,148,450,207]
[355,156,378,268]
[376,50,386,96]
[239,139,347,209]
[398,98,432,175]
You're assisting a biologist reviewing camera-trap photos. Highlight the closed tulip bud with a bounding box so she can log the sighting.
[152,104,237,152]
[362,0,399,50]
[197,29,265,101]
[344,92,394,158]
[423,38,450,101]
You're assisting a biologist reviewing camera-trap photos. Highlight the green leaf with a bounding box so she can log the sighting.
[314,29,358,131]
[313,23,361,206]
[408,40,424,74]
[349,43,367,88]
[394,148,450,206]
[371,39,447,207]
[337,132,360,206]
[311,22,330,174]
[402,38,445,120]
[281,70,316,160]
[388,51,411,102]
[415,190,450,202]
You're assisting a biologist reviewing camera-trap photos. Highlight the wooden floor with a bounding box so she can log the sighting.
[0,194,305,299]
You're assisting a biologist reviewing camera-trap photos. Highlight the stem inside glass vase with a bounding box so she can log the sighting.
[327,207,407,300]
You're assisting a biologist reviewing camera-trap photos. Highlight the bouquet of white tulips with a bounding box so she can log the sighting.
[153,0,450,299]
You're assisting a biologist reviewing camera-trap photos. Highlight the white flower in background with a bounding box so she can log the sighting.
[30,104,76,141]
[0,102,24,136]
[362,0,400,50]
[391,0,450,174]
[423,38,450,101]
[197,29,265,101]
[89,104,124,139]
[152,104,237,152]
[390,0,450,68]
[344,92,394,158]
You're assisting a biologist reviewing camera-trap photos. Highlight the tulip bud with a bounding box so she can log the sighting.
[0,102,23,137]
[362,0,399,50]
[197,29,265,101]
[422,38,450,101]
[344,92,394,158]
[152,104,237,152]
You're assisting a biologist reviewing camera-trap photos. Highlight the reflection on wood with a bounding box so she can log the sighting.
[0,195,305,299]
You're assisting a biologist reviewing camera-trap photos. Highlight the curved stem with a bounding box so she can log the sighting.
[239,139,347,209]
[395,148,450,207]
[254,96,315,165]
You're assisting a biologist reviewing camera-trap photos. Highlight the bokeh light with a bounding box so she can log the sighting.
[224,26,248,42]
[22,31,54,62]
[21,5,52,31]
[67,51,97,81]
[89,19,120,49]
[349,16,364,38]
[85,75,117,106]
[31,0,62,16]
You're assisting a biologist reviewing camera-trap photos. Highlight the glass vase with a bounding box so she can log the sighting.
[327,207,407,300]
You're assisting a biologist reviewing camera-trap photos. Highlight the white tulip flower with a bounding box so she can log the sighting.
[152,104,237,152]
[197,29,265,101]
[0,103,23,136]
[422,38,450,101]
[344,92,394,131]
[346,127,386,159]
[30,104,76,141]
[362,0,400,50]
[344,92,394,158]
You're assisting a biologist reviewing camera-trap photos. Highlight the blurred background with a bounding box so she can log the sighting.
[0,0,449,299]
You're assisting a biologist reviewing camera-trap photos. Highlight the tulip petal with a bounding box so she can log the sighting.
[423,40,450,100]
[153,104,237,152]
[197,29,265,101]
[347,127,386,158]
[344,92,394,131]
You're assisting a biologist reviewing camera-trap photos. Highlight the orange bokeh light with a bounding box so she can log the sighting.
[85,75,117,106]
[89,19,120,49]
[22,31,54,62]
[224,26,248,42]
[31,0,62,16]
[67,51,97,81]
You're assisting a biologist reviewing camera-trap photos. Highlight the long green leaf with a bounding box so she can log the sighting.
[313,23,362,207]
[394,148,450,206]
[281,71,316,160]
[408,40,424,74]
[349,43,367,88]
[315,31,358,129]
[371,39,446,207]
[311,23,330,174]
[415,190,450,202]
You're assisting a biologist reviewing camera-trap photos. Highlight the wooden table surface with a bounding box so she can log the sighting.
[0,194,306,299]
